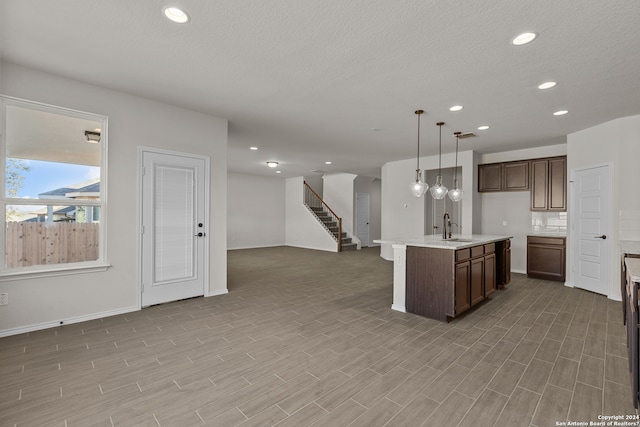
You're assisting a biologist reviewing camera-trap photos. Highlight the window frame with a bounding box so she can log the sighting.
[0,95,109,280]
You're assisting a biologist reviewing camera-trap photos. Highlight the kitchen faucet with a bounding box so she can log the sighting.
[443,212,452,239]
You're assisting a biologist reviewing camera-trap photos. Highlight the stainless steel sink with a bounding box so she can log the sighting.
[442,238,475,242]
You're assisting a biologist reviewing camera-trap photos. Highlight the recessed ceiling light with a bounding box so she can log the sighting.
[449,105,463,112]
[276,171,282,174]
[538,81,557,90]
[163,7,190,23]
[477,125,490,131]
[512,32,537,45]
[553,110,568,116]
[325,161,332,165]
[249,146,258,150]
[266,161,279,168]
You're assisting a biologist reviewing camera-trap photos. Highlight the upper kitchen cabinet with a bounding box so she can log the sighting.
[531,156,566,211]
[478,160,529,192]
[478,163,502,192]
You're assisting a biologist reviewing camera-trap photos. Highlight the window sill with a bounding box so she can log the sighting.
[0,263,111,282]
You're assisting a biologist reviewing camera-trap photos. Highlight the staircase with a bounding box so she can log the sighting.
[303,181,358,252]
[308,206,358,251]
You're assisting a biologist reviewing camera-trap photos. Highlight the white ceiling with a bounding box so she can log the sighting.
[1,0,639,178]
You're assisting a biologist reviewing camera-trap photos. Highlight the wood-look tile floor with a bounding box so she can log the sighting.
[0,246,636,426]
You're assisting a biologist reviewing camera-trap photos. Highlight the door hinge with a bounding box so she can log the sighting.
[141,167,146,176]
[141,225,145,234]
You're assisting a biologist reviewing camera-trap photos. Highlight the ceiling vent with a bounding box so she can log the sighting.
[458,132,476,139]
[311,169,328,174]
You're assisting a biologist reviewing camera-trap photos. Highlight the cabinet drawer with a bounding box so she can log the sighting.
[484,243,495,254]
[456,248,470,262]
[471,245,484,258]
[528,236,565,246]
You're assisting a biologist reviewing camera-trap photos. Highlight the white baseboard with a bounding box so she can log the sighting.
[391,304,406,313]
[206,289,229,297]
[0,305,139,338]
[227,244,285,251]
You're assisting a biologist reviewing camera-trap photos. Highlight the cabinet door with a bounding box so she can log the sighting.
[530,160,549,210]
[484,253,496,297]
[527,242,566,281]
[455,261,471,314]
[470,257,485,306]
[503,161,530,191]
[548,157,566,210]
[478,164,501,192]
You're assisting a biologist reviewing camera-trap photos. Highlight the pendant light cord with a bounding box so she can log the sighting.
[416,113,421,171]
[437,122,443,175]
[453,134,459,181]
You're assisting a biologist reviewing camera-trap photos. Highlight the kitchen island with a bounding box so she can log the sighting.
[375,235,512,322]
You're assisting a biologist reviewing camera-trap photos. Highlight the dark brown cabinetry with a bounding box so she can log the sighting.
[527,236,566,281]
[478,156,566,212]
[478,161,529,192]
[531,157,566,211]
[407,239,510,322]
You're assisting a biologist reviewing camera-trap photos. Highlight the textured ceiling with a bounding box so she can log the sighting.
[1,0,639,178]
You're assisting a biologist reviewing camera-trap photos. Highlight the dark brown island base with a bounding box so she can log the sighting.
[406,238,512,322]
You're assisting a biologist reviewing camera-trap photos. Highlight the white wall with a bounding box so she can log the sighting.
[0,63,228,336]
[567,115,640,300]
[285,177,337,252]
[380,150,474,260]
[227,172,285,249]
[354,176,382,246]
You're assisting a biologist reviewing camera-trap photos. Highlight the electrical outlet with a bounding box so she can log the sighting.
[502,220,508,226]
[0,293,8,306]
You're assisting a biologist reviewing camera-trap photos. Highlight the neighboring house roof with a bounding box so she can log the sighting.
[38,179,100,199]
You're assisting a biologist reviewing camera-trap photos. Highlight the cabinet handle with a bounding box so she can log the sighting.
[595,235,607,239]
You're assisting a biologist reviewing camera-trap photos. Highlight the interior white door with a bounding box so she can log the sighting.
[572,165,610,295]
[356,192,370,247]
[141,150,207,306]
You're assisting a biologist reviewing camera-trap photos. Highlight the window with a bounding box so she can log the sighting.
[1,96,108,276]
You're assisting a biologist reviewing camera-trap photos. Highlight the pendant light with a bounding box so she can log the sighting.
[430,122,448,199]
[409,110,429,197]
[448,131,464,202]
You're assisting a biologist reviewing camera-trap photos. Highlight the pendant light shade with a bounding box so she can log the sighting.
[448,131,464,202]
[409,110,428,197]
[430,122,448,199]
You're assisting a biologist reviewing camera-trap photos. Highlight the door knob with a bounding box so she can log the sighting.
[595,235,607,239]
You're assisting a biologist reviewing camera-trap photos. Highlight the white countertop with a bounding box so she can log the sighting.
[374,234,512,250]
[528,232,567,238]
[621,240,640,255]
[626,258,640,282]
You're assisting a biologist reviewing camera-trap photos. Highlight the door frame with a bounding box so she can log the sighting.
[136,146,210,309]
[568,162,613,297]
[356,192,370,247]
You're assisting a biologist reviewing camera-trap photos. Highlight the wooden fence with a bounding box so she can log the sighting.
[6,222,99,268]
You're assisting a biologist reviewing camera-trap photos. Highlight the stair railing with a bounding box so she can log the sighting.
[303,181,342,252]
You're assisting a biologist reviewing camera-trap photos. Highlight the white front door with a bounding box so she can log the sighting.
[356,192,370,247]
[572,165,610,295]
[140,149,208,307]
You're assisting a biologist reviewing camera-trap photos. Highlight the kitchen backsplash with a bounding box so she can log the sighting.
[531,211,568,234]
[620,210,640,241]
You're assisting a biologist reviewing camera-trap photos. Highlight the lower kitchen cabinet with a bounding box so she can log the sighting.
[406,239,509,321]
[470,257,485,306]
[527,236,566,281]
[484,252,496,297]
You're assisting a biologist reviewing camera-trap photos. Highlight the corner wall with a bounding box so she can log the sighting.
[0,62,228,336]
[227,172,286,249]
